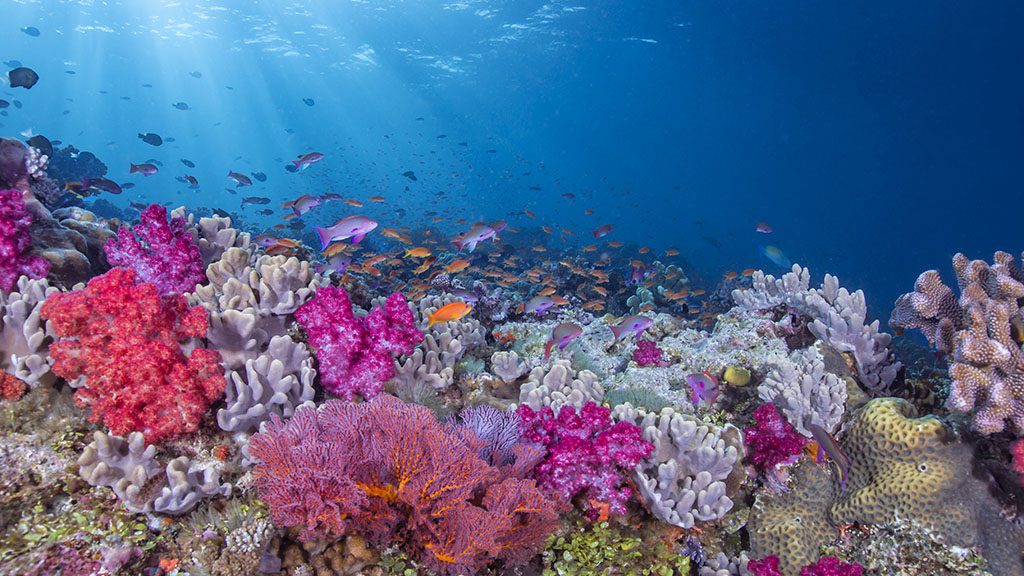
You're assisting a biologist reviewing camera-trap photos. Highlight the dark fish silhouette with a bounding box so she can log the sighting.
[252,172,267,182]
[190,71,202,78]
[303,98,315,106]
[172,102,190,110]
[402,170,417,181]
[0,101,8,108]
[242,196,271,205]
[138,132,163,146]
[21,27,40,37]
[27,135,52,157]
[181,159,196,168]
[9,67,39,89]
[258,209,274,215]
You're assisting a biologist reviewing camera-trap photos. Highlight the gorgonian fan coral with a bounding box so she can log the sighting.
[40,267,225,442]
[248,395,558,575]
[517,401,653,519]
[744,402,807,473]
[104,203,205,295]
[0,188,49,292]
[295,286,421,400]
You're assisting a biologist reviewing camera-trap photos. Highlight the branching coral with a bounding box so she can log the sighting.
[1,275,58,387]
[1,188,50,292]
[296,287,421,400]
[248,395,559,575]
[891,251,1024,434]
[104,203,205,295]
[41,268,225,442]
[758,347,846,437]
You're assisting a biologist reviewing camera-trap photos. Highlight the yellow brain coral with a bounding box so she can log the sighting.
[748,461,837,576]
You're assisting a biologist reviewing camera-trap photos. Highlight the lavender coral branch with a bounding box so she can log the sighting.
[104,203,204,295]
[0,188,49,292]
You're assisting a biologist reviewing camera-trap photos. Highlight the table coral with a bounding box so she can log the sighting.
[0,188,50,292]
[296,286,421,400]
[248,395,558,575]
[40,267,226,442]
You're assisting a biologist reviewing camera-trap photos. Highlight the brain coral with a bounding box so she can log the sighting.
[830,397,1024,576]
[748,461,837,576]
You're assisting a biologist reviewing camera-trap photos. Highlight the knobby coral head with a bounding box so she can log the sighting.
[40,267,225,442]
[295,286,422,400]
[0,188,49,292]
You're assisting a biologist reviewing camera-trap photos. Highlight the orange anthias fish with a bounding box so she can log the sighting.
[405,247,432,258]
[445,259,471,273]
[665,248,680,256]
[369,195,386,202]
[344,198,364,207]
[426,302,473,326]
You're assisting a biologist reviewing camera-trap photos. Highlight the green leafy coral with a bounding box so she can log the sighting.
[542,520,690,576]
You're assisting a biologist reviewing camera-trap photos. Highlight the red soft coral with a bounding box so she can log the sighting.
[800,557,863,576]
[40,267,225,442]
[744,402,807,473]
[249,395,559,575]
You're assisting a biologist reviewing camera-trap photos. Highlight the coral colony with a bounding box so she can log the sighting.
[4,130,1024,576]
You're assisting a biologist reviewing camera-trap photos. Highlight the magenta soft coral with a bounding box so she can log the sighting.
[40,267,225,442]
[744,403,807,473]
[0,188,49,292]
[295,286,421,400]
[249,395,558,575]
[632,339,665,366]
[517,401,653,519]
[104,203,204,295]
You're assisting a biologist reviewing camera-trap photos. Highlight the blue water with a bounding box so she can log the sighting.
[3,1,1022,318]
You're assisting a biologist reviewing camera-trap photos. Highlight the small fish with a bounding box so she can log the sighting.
[446,288,479,303]
[251,171,267,182]
[303,98,315,106]
[130,162,158,176]
[21,26,41,37]
[181,159,196,168]
[402,170,418,181]
[293,152,324,171]
[665,248,680,256]
[172,101,190,110]
[629,261,650,286]
[282,193,323,217]
[242,196,271,205]
[227,171,253,186]
[445,259,471,273]
[755,222,773,234]
[26,134,52,157]
[138,132,163,146]
[545,322,583,358]
[85,177,122,194]
[316,253,352,276]
[0,100,8,108]
[609,315,653,340]
[686,370,720,406]
[258,209,274,216]
[761,245,791,269]
[425,302,473,327]
[806,424,850,494]
[8,67,39,89]
[190,71,202,78]
[183,174,198,187]
[593,224,613,238]
[315,215,379,249]
[524,295,559,315]
[404,247,432,258]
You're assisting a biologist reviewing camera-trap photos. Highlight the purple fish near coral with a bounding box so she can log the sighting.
[686,370,719,406]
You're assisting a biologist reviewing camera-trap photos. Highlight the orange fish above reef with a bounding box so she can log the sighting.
[445,259,471,273]
[426,302,473,326]
[665,249,680,256]
[691,289,706,296]
[741,268,756,277]
[583,245,598,252]
[344,199,364,207]
[405,247,432,258]
[523,209,536,218]
[723,271,738,280]
[537,287,556,297]
[584,209,594,215]
[639,246,650,254]
[541,226,553,234]
[369,195,386,202]
[607,241,623,248]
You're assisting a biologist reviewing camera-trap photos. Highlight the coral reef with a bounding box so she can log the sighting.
[743,403,807,474]
[297,287,421,400]
[518,358,605,412]
[249,395,559,575]
[0,188,50,291]
[1,275,58,387]
[758,346,846,436]
[104,203,205,295]
[891,251,1024,434]
[613,403,742,528]
[41,267,226,442]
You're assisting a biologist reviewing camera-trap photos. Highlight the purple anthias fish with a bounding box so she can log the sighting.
[545,322,583,358]
[452,223,496,253]
[283,193,324,217]
[686,371,720,407]
[314,214,378,249]
[593,224,613,238]
[524,295,557,315]
[227,170,252,186]
[130,162,158,176]
[252,234,281,248]
[629,262,651,285]
[293,151,324,171]
[315,253,353,276]
[609,315,653,340]
[489,219,508,237]
[447,288,480,303]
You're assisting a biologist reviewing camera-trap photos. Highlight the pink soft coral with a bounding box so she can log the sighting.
[104,203,204,295]
[632,339,665,366]
[517,401,653,519]
[747,556,782,576]
[40,268,225,442]
[744,402,807,473]
[0,188,49,292]
[295,286,422,400]
[800,557,863,576]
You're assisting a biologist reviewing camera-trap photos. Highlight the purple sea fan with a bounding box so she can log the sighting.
[104,203,204,295]
[517,401,653,519]
[452,405,544,476]
[0,188,49,292]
